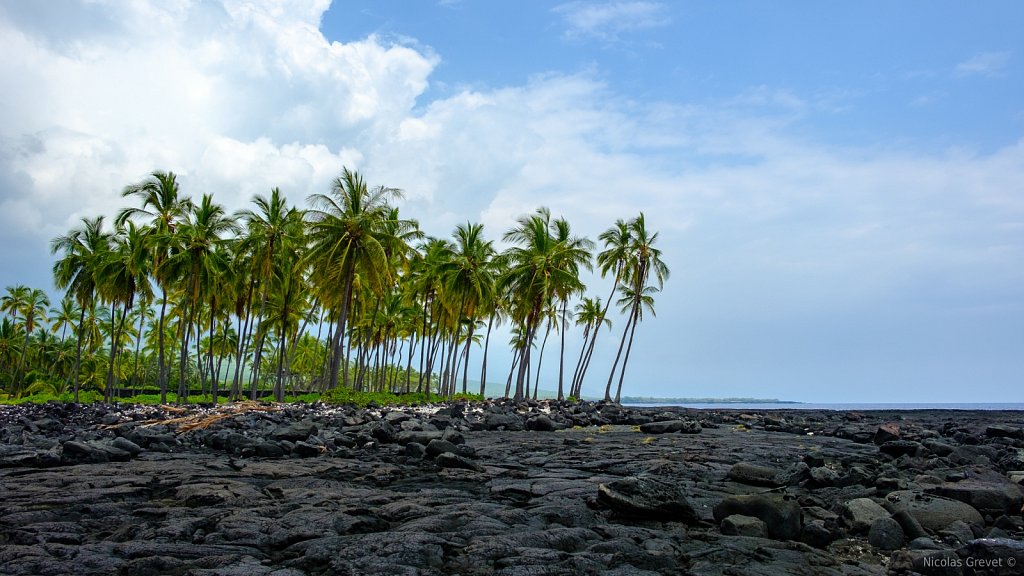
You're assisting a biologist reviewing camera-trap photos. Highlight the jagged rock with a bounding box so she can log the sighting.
[875,423,901,445]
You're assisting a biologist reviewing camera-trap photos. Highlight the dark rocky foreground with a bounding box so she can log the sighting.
[1,401,1022,576]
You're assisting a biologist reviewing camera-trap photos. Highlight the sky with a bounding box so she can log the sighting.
[0,0,1022,403]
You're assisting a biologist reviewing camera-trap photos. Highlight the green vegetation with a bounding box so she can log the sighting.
[0,389,484,408]
[1,167,669,406]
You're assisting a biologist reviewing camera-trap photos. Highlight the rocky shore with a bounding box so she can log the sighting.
[1,400,1022,575]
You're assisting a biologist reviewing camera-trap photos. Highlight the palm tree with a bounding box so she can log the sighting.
[96,221,153,401]
[437,222,498,395]
[51,216,111,401]
[48,296,80,347]
[117,171,192,402]
[304,168,407,390]
[597,219,634,401]
[234,188,303,400]
[547,216,593,400]
[162,194,238,402]
[0,285,49,396]
[570,296,610,399]
[499,208,590,400]
[608,213,670,403]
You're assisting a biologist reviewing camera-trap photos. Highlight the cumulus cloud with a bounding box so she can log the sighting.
[0,0,435,248]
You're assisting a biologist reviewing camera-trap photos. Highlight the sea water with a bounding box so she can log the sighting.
[622,402,1024,411]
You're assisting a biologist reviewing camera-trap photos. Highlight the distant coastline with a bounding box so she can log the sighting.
[617,396,799,405]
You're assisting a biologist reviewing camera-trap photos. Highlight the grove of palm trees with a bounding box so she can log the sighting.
[1,168,668,406]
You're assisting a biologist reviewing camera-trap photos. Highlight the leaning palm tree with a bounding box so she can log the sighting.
[570,295,610,399]
[117,171,192,403]
[607,213,670,403]
[304,168,407,390]
[51,216,111,401]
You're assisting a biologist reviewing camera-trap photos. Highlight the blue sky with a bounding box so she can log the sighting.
[0,1,1021,402]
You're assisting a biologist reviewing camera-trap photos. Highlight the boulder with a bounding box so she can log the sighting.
[840,498,890,534]
[874,423,901,445]
[483,413,524,431]
[712,494,801,540]
[597,476,698,523]
[435,452,483,472]
[726,462,782,487]
[272,420,317,442]
[809,466,840,487]
[720,514,767,537]
[639,420,686,434]
[425,439,459,459]
[525,414,558,431]
[868,517,904,550]
[883,490,985,532]
[395,430,443,446]
[985,425,1024,440]
[926,481,1024,517]
[879,440,923,458]
[957,538,1024,575]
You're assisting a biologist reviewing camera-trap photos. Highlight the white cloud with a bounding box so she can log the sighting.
[554,1,670,42]
[0,0,436,254]
[955,51,1010,77]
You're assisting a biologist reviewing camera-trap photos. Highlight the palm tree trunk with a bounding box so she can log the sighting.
[157,293,168,404]
[534,321,552,400]
[131,308,145,396]
[104,301,118,403]
[208,311,218,403]
[557,299,568,401]
[604,307,633,402]
[504,351,518,398]
[570,324,591,399]
[72,304,87,402]
[328,271,356,390]
[461,321,475,395]
[231,280,256,401]
[275,325,286,402]
[614,303,641,403]
[479,313,494,397]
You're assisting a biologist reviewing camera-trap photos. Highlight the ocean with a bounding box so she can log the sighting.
[622,402,1024,411]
